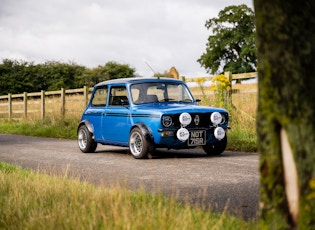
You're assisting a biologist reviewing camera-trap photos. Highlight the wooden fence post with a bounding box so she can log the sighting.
[23,92,27,118]
[41,90,45,119]
[60,88,65,116]
[8,93,12,120]
[224,71,233,106]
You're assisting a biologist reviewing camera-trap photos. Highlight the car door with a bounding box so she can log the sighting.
[86,85,108,142]
[102,85,131,145]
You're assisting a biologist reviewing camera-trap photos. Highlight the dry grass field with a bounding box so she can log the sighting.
[0,83,257,119]
[190,83,257,117]
[0,94,89,120]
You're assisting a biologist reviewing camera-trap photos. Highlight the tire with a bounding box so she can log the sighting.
[203,136,227,156]
[77,125,97,153]
[129,127,153,159]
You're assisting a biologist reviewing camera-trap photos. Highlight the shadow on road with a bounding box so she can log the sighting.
[93,145,256,159]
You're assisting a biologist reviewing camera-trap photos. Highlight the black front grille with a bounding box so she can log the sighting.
[171,112,228,128]
[172,113,210,128]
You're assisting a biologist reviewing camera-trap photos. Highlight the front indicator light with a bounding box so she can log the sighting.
[161,131,174,137]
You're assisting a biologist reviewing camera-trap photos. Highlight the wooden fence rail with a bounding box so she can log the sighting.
[0,72,257,119]
[186,71,258,83]
[0,86,92,119]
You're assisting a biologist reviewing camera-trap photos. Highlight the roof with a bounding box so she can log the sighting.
[95,77,184,87]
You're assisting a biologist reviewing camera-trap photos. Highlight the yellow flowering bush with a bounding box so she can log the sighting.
[211,74,231,107]
[195,77,206,85]
[211,74,231,91]
[193,77,210,104]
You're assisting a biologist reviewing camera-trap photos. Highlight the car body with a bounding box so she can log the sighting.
[77,77,229,159]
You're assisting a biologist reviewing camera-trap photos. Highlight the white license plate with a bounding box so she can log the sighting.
[188,130,206,146]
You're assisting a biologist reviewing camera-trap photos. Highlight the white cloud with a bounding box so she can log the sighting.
[0,0,253,78]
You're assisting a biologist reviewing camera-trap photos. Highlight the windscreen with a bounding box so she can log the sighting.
[131,82,194,105]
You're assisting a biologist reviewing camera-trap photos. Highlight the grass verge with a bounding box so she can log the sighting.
[227,107,257,152]
[0,162,256,229]
[0,117,78,139]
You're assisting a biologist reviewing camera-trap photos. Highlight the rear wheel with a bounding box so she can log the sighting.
[129,127,153,159]
[78,125,97,153]
[203,136,227,156]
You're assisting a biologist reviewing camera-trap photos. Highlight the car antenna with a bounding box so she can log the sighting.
[145,61,159,79]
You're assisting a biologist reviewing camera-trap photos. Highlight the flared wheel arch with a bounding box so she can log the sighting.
[78,120,94,136]
[130,122,154,144]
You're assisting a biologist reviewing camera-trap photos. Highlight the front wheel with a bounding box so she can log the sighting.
[203,136,227,156]
[129,127,153,159]
[78,125,97,153]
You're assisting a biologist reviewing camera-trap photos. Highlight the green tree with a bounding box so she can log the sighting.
[0,59,37,94]
[0,59,136,94]
[0,59,86,93]
[40,61,86,91]
[102,61,135,80]
[78,61,135,87]
[255,0,315,228]
[198,4,256,74]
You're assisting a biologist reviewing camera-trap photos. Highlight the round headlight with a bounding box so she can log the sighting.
[179,112,192,127]
[214,127,225,140]
[210,112,222,125]
[177,127,190,142]
[162,115,173,127]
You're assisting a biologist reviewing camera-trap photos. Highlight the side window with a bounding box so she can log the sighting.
[109,86,129,106]
[91,86,108,106]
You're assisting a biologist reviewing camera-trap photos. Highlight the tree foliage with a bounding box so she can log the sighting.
[0,59,36,94]
[39,61,86,91]
[78,61,135,87]
[198,4,256,74]
[0,59,135,95]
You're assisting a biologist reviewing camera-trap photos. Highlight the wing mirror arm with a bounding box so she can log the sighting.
[121,99,130,107]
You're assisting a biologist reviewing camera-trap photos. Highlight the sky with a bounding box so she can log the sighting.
[0,0,253,78]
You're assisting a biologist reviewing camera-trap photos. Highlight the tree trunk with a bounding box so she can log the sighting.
[254,0,315,228]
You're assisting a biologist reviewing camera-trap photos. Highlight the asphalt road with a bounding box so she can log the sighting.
[0,134,259,220]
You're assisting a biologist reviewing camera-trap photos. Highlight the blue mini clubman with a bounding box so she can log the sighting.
[77,77,229,159]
